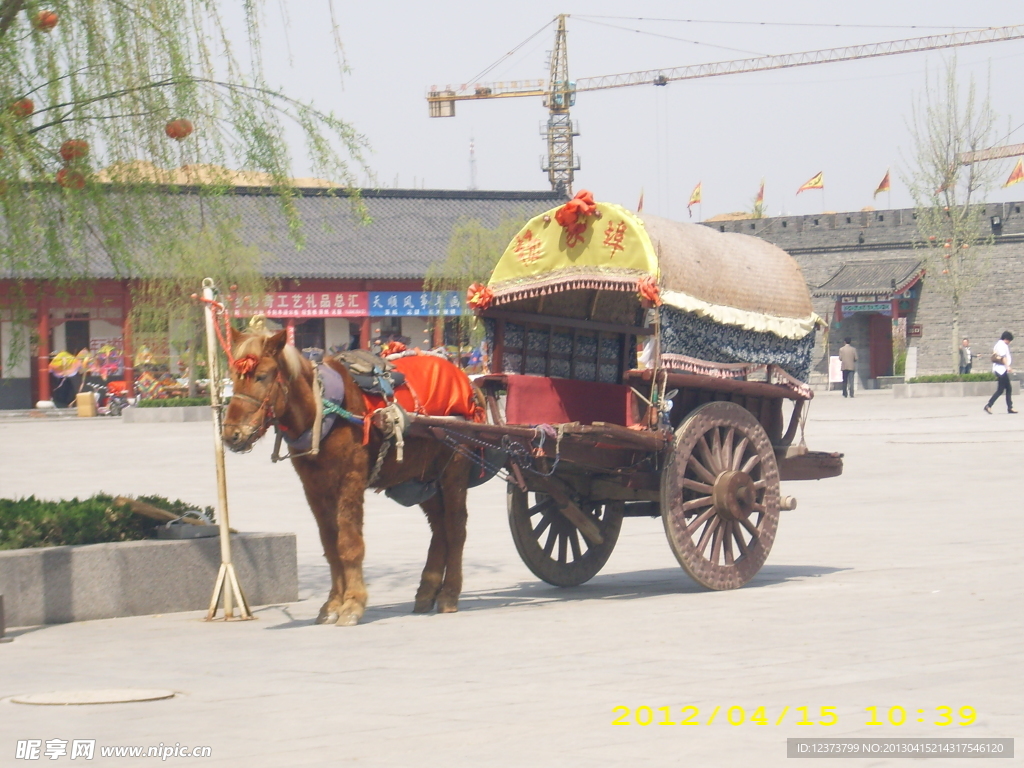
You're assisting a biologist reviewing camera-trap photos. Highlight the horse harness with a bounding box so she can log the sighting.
[262,359,407,486]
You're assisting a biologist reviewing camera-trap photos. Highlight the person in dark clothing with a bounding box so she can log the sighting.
[984,331,1016,414]
[959,338,973,375]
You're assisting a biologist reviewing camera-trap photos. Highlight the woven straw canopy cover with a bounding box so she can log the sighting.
[488,202,817,339]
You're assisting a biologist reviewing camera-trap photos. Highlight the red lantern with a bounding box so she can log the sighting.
[60,140,89,163]
[9,99,34,118]
[164,119,194,141]
[56,167,86,190]
[33,10,59,32]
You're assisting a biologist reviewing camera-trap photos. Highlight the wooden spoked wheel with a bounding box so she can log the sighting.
[660,401,780,590]
[507,484,624,587]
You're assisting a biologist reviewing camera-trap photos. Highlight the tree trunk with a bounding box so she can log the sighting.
[951,305,961,375]
[187,307,203,397]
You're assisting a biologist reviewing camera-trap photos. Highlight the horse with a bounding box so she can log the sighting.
[221,328,479,626]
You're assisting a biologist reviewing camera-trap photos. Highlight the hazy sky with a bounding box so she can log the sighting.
[244,1,1024,220]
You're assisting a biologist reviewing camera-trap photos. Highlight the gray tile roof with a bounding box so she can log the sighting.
[236,188,563,279]
[6,188,563,281]
[813,257,924,297]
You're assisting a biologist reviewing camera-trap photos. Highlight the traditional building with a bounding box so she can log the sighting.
[0,187,561,408]
[704,203,1024,387]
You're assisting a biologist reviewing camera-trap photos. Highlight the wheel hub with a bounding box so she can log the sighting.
[712,469,755,520]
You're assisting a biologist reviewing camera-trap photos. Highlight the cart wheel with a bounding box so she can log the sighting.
[661,401,780,590]
[507,484,624,587]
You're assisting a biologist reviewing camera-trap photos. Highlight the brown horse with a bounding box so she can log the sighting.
[221,329,477,626]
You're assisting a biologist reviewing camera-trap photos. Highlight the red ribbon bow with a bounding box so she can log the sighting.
[232,354,259,377]
[554,190,597,247]
[466,282,494,311]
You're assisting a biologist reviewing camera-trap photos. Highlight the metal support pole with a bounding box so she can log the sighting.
[201,278,252,621]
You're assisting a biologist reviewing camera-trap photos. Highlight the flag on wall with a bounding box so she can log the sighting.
[687,181,702,218]
[1004,159,1024,188]
[797,172,824,194]
[755,180,765,206]
[874,169,891,197]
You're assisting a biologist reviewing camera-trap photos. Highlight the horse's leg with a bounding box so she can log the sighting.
[435,454,470,614]
[414,493,448,614]
[297,475,347,625]
[311,502,347,625]
[331,467,368,626]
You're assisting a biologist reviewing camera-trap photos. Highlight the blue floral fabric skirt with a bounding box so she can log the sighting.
[659,307,815,382]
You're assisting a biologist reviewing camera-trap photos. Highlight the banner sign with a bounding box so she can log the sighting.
[234,291,368,318]
[369,291,462,317]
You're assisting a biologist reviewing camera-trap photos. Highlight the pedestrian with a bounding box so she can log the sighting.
[839,337,858,398]
[984,331,1016,414]
[959,338,973,375]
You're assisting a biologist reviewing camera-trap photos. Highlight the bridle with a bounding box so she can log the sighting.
[224,366,291,450]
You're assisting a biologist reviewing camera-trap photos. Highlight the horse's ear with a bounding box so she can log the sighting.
[263,329,288,359]
[227,324,243,349]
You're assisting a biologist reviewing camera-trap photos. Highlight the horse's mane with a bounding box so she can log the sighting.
[233,331,306,381]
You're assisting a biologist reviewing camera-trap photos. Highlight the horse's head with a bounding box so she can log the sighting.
[222,328,303,453]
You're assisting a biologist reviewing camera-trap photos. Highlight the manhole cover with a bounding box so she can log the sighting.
[10,689,176,705]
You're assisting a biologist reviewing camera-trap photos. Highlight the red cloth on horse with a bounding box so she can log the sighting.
[361,353,482,430]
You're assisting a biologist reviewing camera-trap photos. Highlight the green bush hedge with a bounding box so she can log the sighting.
[136,397,211,408]
[907,373,997,383]
[0,495,214,550]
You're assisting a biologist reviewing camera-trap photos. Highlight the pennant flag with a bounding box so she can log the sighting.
[1004,159,1024,188]
[797,172,824,194]
[687,181,702,218]
[874,169,891,197]
[637,188,644,213]
[755,179,765,206]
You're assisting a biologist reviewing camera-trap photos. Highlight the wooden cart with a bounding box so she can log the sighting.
[408,197,842,591]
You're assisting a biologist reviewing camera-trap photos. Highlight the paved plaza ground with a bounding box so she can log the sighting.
[0,390,1021,766]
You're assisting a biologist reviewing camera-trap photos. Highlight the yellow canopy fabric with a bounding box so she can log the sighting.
[488,202,659,302]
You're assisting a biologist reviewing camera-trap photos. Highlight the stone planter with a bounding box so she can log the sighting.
[0,533,296,627]
[892,381,1017,398]
[122,405,211,423]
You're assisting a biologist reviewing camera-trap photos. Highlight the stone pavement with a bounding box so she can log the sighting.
[0,390,1021,767]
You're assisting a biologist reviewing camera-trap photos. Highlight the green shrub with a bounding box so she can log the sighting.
[907,373,997,383]
[0,494,214,550]
[136,397,211,408]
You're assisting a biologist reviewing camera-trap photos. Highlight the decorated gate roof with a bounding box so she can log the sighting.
[486,194,818,339]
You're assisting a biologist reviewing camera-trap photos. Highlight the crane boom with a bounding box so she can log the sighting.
[426,22,1024,193]
[575,25,1024,92]
[959,142,1024,165]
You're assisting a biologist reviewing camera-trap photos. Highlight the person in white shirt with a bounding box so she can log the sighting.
[984,331,1016,414]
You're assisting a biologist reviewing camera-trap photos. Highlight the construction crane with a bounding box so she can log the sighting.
[426,20,1024,194]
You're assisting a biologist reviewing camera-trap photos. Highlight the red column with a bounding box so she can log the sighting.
[36,299,50,403]
[122,283,135,398]
[360,316,371,350]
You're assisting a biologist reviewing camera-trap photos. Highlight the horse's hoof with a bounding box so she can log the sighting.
[412,599,435,614]
[335,613,359,627]
[436,596,459,614]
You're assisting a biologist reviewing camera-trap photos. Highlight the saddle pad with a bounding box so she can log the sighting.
[362,354,481,421]
[351,370,406,395]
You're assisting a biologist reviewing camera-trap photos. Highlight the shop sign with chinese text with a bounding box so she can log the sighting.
[369,292,462,317]
[234,292,369,318]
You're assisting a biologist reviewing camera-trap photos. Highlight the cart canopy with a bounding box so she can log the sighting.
[487,200,817,340]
